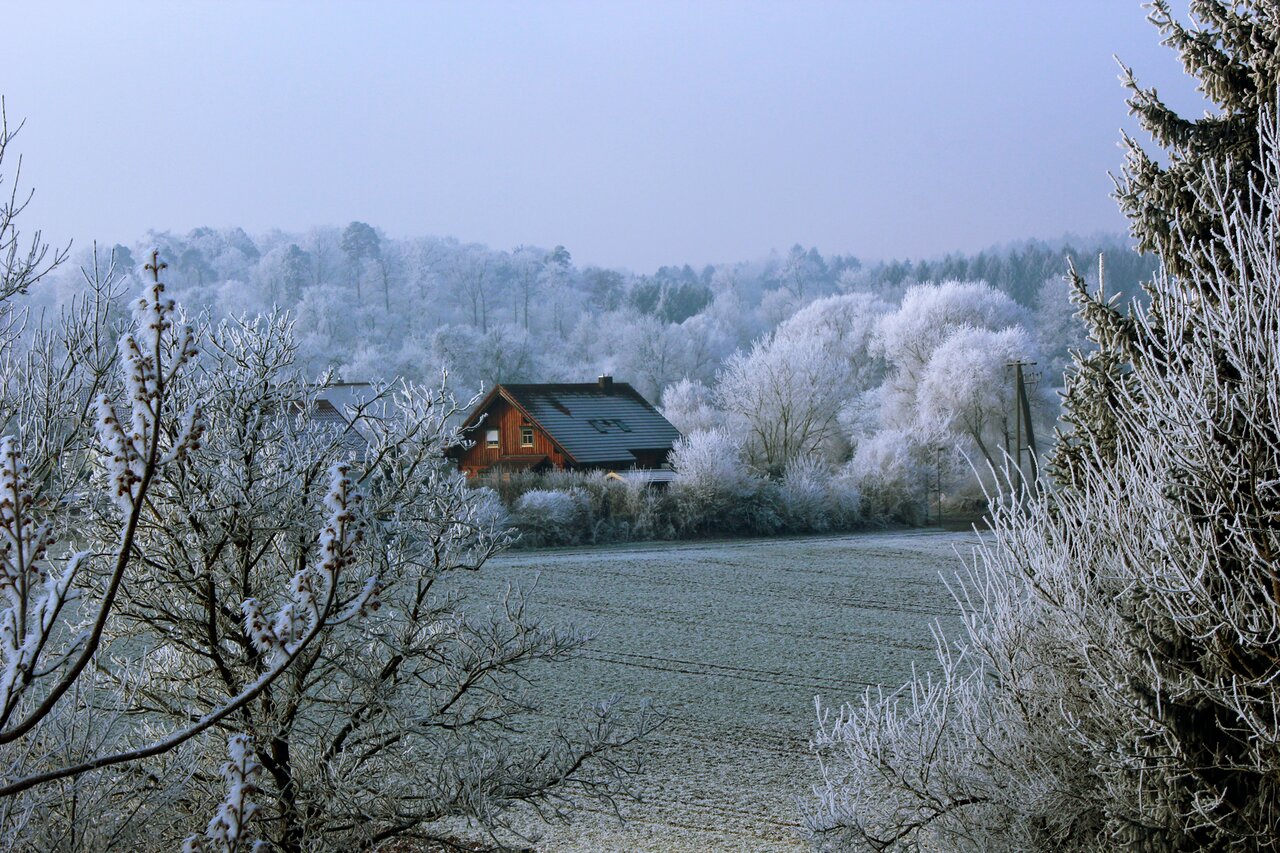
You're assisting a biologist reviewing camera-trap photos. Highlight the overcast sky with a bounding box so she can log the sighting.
[5,1,1204,272]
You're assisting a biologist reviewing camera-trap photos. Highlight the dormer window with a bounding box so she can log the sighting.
[586,418,632,434]
[520,426,534,447]
[485,429,499,448]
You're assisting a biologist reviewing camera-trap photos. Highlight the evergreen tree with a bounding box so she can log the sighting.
[1054,1,1277,487]
[810,6,1280,849]
[1116,0,1279,283]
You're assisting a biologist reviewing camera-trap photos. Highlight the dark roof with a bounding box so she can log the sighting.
[464,382,682,466]
[303,398,370,454]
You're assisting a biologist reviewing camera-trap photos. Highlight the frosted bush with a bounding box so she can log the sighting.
[777,456,835,532]
[616,478,676,541]
[514,488,585,546]
[469,485,510,532]
[670,428,776,534]
[845,429,929,523]
[826,466,863,529]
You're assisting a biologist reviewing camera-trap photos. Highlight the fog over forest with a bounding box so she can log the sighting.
[40,226,1154,403]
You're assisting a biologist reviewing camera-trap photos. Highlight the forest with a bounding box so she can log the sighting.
[29,225,1156,538]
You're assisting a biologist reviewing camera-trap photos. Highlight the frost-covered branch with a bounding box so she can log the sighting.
[184,734,267,853]
[806,99,1280,852]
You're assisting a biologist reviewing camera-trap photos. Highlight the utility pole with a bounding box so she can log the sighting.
[1007,360,1038,497]
[934,444,943,528]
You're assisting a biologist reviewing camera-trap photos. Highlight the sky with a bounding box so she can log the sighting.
[4,1,1206,273]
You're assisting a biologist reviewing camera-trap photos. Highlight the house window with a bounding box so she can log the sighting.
[520,426,534,447]
[485,429,499,448]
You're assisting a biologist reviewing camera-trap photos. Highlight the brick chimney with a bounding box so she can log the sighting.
[597,374,614,392]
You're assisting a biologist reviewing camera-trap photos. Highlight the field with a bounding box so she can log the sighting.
[458,529,976,852]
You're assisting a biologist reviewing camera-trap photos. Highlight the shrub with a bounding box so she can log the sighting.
[513,488,585,546]
[669,428,778,534]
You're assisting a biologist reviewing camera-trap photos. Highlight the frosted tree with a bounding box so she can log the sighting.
[777,292,889,396]
[1054,0,1278,489]
[339,221,380,306]
[256,243,311,304]
[854,281,1037,503]
[609,313,684,403]
[915,326,1038,471]
[805,85,1280,853]
[873,281,1026,429]
[1031,273,1089,381]
[504,244,541,331]
[661,378,720,436]
[716,293,889,474]
[1116,0,1279,284]
[451,242,493,330]
[673,312,734,387]
[78,313,648,853]
[716,334,843,475]
[0,256,378,847]
[0,101,66,305]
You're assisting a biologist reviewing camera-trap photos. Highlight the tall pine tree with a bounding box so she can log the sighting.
[1116,0,1279,283]
[1053,1,1279,487]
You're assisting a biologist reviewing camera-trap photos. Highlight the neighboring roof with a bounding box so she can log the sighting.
[317,382,379,419]
[291,383,377,455]
[463,381,682,466]
[303,398,369,454]
[606,468,677,485]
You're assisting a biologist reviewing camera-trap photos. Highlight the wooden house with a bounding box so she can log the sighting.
[452,376,682,478]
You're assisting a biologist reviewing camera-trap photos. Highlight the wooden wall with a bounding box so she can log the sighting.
[457,396,567,476]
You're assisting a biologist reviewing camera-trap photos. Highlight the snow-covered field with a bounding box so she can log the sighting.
[461,530,975,852]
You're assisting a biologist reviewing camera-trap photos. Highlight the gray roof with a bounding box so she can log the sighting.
[474,382,682,466]
[300,398,370,455]
[606,468,677,484]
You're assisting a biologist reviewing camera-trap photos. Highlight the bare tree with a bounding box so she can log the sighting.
[452,245,492,331]
[82,315,649,852]
[0,261,373,807]
[0,100,68,305]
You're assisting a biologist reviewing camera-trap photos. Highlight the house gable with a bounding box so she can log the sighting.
[454,393,571,477]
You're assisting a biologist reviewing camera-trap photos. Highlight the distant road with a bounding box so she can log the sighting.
[460,530,974,852]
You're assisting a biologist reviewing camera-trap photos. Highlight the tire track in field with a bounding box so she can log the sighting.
[577,648,878,695]
[466,532,968,852]
[535,596,943,655]
[523,556,952,608]
[520,560,954,619]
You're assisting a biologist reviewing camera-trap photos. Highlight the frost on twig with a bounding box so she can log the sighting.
[183,734,267,853]
[241,462,378,663]
[92,274,202,512]
[0,264,207,751]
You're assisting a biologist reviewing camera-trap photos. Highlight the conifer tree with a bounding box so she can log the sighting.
[1116,0,1279,283]
[1053,0,1278,486]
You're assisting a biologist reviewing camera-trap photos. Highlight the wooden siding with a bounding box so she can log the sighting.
[457,396,567,476]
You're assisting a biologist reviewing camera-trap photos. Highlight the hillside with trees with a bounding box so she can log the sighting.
[29,227,1155,533]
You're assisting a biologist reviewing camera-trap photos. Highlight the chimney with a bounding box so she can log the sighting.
[598,374,614,392]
